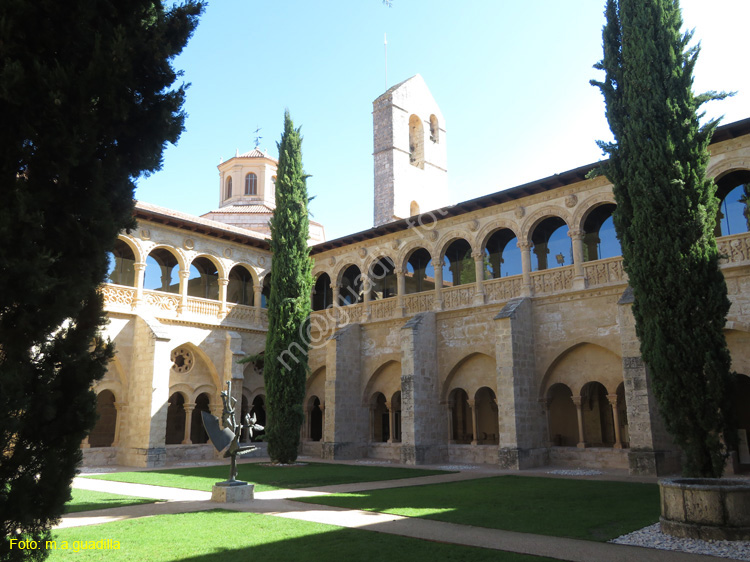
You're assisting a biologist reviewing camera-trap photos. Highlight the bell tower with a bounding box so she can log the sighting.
[372,74,449,227]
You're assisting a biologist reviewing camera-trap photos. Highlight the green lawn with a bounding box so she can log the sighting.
[46,510,557,562]
[84,462,450,493]
[295,475,660,542]
[65,489,159,513]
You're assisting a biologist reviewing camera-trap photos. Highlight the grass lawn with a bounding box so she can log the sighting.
[65,489,159,514]
[46,510,557,562]
[295,475,660,542]
[83,462,450,493]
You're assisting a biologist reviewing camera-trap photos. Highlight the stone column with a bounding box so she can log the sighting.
[362,277,371,321]
[572,396,587,448]
[253,284,262,324]
[432,259,444,310]
[518,242,533,297]
[218,277,229,316]
[608,394,623,449]
[319,401,326,443]
[133,262,146,307]
[400,312,445,464]
[178,269,190,314]
[113,402,124,447]
[80,436,90,449]
[539,397,553,447]
[369,405,376,442]
[182,403,195,444]
[322,324,366,459]
[446,400,455,443]
[386,401,395,444]
[331,284,341,323]
[472,250,486,305]
[569,229,586,290]
[494,298,544,469]
[468,399,478,445]
[618,287,680,475]
[395,267,406,316]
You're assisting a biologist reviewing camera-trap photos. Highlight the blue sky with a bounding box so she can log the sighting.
[136,0,750,241]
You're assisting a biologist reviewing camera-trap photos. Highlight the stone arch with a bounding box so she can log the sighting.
[367,255,397,300]
[363,360,402,404]
[227,263,255,306]
[410,201,420,216]
[546,383,578,447]
[370,392,389,442]
[482,226,522,279]
[115,234,145,264]
[572,193,618,232]
[474,386,499,444]
[429,114,439,143]
[579,381,616,447]
[229,261,260,286]
[337,264,364,305]
[580,201,620,261]
[448,388,472,444]
[89,390,117,447]
[440,236,476,288]
[726,329,750,383]
[706,156,750,181]
[190,392,211,444]
[442,352,497,401]
[312,272,334,311]
[397,241,434,273]
[307,395,324,442]
[165,391,188,445]
[188,253,228,279]
[539,342,623,398]
[408,114,424,168]
[168,342,222,392]
[143,245,184,293]
[436,230,479,260]
[477,219,520,251]
[519,207,573,246]
[714,169,750,237]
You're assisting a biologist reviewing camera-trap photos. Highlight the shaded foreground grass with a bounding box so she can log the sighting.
[84,462,450,492]
[65,489,159,513]
[296,475,660,542]
[48,510,557,562]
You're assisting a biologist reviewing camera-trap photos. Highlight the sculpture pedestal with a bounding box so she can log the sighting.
[211,481,254,503]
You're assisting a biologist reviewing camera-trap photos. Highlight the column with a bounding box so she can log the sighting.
[133,262,146,307]
[362,277,371,320]
[386,401,395,444]
[446,400,455,443]
[472,250,486,305]
[331,284,341,324]
[395,267,406,316]
[468,399,478,446]
[80,436,90,449]
[518,242,533,297]
[608,394,623,449]
[113,402,124,447]
[319,401,326,443]
[182,403,195,445]
[218,277,228,316]
[571,396,587,448]
[569,229,586,290]
[178,269,190,314]
[253,284,262,325]
[539,397,553,447]
[432,258,443,310]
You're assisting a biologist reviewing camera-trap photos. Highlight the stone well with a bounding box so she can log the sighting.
[659,478,750,541]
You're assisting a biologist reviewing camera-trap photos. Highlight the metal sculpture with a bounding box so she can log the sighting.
[201,380,264,484]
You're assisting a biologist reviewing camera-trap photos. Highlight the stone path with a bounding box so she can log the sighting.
[62,466,723,562]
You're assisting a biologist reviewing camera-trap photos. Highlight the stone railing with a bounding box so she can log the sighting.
[225,303,254,323]
[718,231,750,266]
[404,292,434,315]
[142,289,180,313]
[484,275,523,304]
[100,284,136,309]
[530,266,574,295]
[185,296,221,317]
[369,298,397,321]
[337,302,365,325]
[442,284,476,310]
[583,256,627,288]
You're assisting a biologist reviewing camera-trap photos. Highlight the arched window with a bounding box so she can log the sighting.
[715,171,750,237]
[106,240,136,286]
[583,204,620,261]
[484,229,521,279]
[371,392,389,442]
[144,248,180,293]
[339,265,363,305]
[410,201,420,217]
[89,390,117,447]
[442,239,474,287]
[408,114,424,168]
[370,257,396,300]
[165,392,186,445]
[405,248,434,294]
[245,173,258,196]
[429,114,439,143]
[190,393,211,444]
[227,265,254,306]
[531,217,570,271]
[250,395,266,440]
[225,176,233,200]
[312,273,333,311]
[309,396,323,442]
[474,387,499,444]
[448,388,471,444]
[261,276,271,308]
[187,257,219,300]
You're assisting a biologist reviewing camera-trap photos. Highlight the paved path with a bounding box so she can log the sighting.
[62,468,723,562]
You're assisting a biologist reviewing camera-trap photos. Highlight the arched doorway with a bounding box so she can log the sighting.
[449,388,471,444]
[547,383,577,447]
[89,390,117,447]
[309,397,323,442]
[165,392,186,445]
[190,393,210,444]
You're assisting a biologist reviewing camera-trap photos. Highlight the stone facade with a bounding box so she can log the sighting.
[88,79,750,476]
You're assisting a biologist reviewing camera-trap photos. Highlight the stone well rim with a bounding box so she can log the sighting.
[659,477,750,491]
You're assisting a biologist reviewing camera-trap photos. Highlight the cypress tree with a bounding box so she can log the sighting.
[0,2,203,559]
[263,111,314,464]
[592,0,736,477]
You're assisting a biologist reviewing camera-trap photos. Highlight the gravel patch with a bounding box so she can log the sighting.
[435,465,481,471]
[611,523,750,560]
[546,469,603,476]
[354,460,393,465]
[78,466,118,474]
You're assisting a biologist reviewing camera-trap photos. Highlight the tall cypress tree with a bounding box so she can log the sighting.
[592,0,736,477]
[0,2,203,559]
[263,111,313,464]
